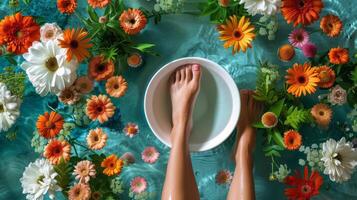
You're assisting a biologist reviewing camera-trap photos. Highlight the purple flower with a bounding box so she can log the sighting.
[288,29,309,48]
[302,43,317,58]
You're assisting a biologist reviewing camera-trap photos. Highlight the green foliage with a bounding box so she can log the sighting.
[0,66,26,99]
[351,66,357,85]
[263,144,284,157]
[5,131,17,140]
[54,159,72,197]
[284,106,311,130]
[254,62,280,104]
[270,98,285,117]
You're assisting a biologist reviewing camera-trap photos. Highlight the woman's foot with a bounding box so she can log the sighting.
[169,64,201,144]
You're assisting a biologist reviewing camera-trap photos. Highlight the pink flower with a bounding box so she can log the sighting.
[288,29,309,48]
[40,23,62,42]
[123,123,139,138]
[120,152,136,165]
[141,146,159,164]
[302,43,317,58]
[215,169,233,185]
[130,176,147,194]
[73,160,96,184]
[68,183,91,200]
[328,85,347,105]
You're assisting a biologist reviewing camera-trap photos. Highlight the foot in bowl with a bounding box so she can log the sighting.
[169,64,201,143]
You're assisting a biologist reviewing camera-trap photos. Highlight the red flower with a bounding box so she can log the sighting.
[284,166,323,200]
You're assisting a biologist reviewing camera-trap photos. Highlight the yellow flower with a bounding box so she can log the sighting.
[101,154,123,176]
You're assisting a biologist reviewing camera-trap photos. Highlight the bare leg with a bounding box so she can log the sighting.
[162,64,201,200]
[227,90,263,200]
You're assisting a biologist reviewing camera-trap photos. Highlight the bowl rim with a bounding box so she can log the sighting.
[144,57,240,151]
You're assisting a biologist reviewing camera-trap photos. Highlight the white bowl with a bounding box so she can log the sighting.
[144,57,240,151]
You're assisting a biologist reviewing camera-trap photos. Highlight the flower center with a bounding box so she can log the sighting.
[296,34,303,42]
[301,184,312,194]
[319,111,325,116]
[297,75,306,84]
[328,23,333,28]
[96,106,104,113]
[129,18,136,25]
[289,138,295,144]
[113,84,119,89]
[70,40,79,49]
[94,135,99,141]
[37,175,45,184]
[45,121,56,129]
[54,146,62,154]
[333,153,342,162]
[298,0,305,8]
[233,30,243,40]
[45,30,54,38]
[45,57,59,72]
[96,64,106,72]
[0,104,4,113]
[319,71,330,82]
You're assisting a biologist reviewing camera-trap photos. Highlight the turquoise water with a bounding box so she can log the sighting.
[0,0,357,199]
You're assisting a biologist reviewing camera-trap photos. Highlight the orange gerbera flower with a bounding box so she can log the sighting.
[86,128,108,150]
[261,112,278,128]
[283,130,302,150]
[57,0,78,14]
[278,44,295,62]
[101,154,124,176]
[0,13,40,55]
[285,63,320,97]
[328,47,349,64]
[44,139,71,165]
[88,0,110,8]
[86,95,115,123]
[88,56,115,81]
[281,0,323,26]
[320,14,343,37]
[58,28,92,62]
[105,76,128,98]
[119,9,147,35]
[36,111,64,139]
[316,66,335,88]
[311,103,332,127]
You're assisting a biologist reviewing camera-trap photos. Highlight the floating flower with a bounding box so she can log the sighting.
[123,122,139,138]
[285,63,320,97]
[88,0,110,8]
[301,42,317,58]
[0,83,21,132]
[120,152,136,165]
[284,130,302,150]
[281,0,323,26]
[327,85,347,105]
[99,16,108,23]
[73,160,96,184]
[328,47,349,64]
[316,66,335,88]
[86,95,115,123]
[40,23,63,42]
[21,40,78,96]
[288,29,309,48]
[0,13,40,54]
[130,177,147,194]
[68,183,91,200]
[101,154,124,176]
[36,111,64,139]
[106,76,128,98]
[321,137,357,182]
[20,158,61,200]
[284,166,323,200]
[74,76,94,94]
[320,14,343,37]
[278,44,295,62]
[44,139,71,165]
[86,128,108,150]
[119,9,147,35]
[141,146,160,164]
[57,0,77,14]
[215,169,233,185]
[218,15,255,54]
[261,112,278,128]
[88,56,115,81]
[218,0,230,7]
[239,0,281,16]
[127,53,143,68]
[59,86,81,105]
[58,28,92,62]
[311,103,332,127]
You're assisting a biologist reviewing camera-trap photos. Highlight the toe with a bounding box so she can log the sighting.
[185,65,193,81]
[175,68,181,82]
[180,67,186,81]
[169,73,175,84]
[192,64,201,82]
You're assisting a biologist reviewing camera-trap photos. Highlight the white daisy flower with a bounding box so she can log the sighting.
[0,82,21,132]
[239,0,281,16]
[20,158,61,200]
[321,137,357,183]
[21,40,78,96]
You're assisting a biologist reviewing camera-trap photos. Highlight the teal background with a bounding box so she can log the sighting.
[0,0,357,199]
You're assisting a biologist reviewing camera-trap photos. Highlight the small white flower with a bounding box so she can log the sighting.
[239,0,281,16]
[0,83,21,132]
[40,23,63,43]
[327,85,347,105]
[298,159,306,166]
[273,164,290,182]
[321,137,357,182]
[20,158,61,200]
[21,40,78,96]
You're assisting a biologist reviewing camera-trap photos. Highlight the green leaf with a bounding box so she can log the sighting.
[54,159,72,197]
[351,66,357,85]
[133,43,155,52]
[87,6,99,22]
[270,98,285,117]
[253,121,266,129]
[272,131,285,148]
[284,106,311,129]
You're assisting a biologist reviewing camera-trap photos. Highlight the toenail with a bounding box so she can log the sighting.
[192,64,200,71]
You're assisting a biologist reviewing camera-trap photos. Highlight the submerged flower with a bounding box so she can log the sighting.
[123,122,139,138]
[327,85,347,105]
[58,86,81,105]
[20,158,61,200]
[320,14,343,37]
[281,0,323,26]
[57,0,78,14]
[284,130,302,150]
[0,83,21,132]
[215,169,233,185]
[239,0,281,16]
[68,183,91,200]
[273,164,291,182]
[316,66,335,88]
[127,53,143,68]
[101,154,124,176]
[120,152,136,165]
[218,15,255,54]
[288,29,309,48]
[301,43,317,58]
[58,28,92,62]
[44,139,71,165]
[88,0,110,8]
[0,13,40,54]
[86,95,115,123]
[218,0,230,7]
[40,23,63,42]
[106,76,128,98]
[285,63,320,97]
[119,9,147,35]
[21,40,78,96]
[278,44,295,62]
[321,137,357,182]
[86,128,108,150]
[36,111,64,139]
[284,166,323,200]
[141,146,160,164]
[261,112,278,128]
[311,103,332,127]
[130,177,147,194]
[74,76,94,94]
[328,47,349,64]
[99,16,108,24]
[73,160,96,184]
[88,56,115,81]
